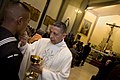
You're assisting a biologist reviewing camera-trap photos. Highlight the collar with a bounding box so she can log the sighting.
[55,39,66,47]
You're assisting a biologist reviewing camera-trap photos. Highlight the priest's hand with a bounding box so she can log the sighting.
[30,60,43,74]
[19,31,28,47]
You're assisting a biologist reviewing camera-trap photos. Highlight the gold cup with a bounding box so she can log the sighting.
[31,55,42,64]
[24,55,42,80]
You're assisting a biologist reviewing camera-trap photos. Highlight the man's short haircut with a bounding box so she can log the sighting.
[53,21,67,33]
[3,1,30,21]
[7,1,30,12]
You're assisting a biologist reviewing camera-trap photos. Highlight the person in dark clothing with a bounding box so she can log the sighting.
[76,41,84,53]
[0,1,30,80]
[75,41,84,66]
[42,31,50,38]
[105,63,120,80]
[80,43,91,66]
[91,56,119,80]
[69,41,80,68]
[92,55,117,80]
[70,44,79,68]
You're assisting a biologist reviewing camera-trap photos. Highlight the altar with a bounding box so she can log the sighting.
[87,48,109,68]
[87,23,120,68]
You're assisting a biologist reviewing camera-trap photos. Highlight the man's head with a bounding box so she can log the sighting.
[36,28,44,36]
[88,43,91,46]
[49,21,67,44]
[2,1,30,36]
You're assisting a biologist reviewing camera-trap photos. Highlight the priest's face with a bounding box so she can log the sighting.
[49,25,66,44]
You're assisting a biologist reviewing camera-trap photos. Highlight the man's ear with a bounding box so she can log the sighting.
[63,33,67,39]
[17,17,23,25]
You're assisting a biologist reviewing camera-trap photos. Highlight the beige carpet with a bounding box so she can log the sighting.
[68,62,99,80]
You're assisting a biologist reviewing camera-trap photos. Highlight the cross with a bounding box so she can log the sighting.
[103,23,120,51]
[106,23,120,43]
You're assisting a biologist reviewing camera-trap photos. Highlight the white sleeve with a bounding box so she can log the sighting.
[41,54,72,80]
[19,40,41,80]
[19,39,42,55]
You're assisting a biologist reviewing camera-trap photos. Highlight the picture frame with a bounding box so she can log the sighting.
[80,19,92,36]
[43,15,55,26]
[23,2,41,22]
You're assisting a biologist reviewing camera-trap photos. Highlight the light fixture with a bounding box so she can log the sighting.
[75,9,82,14]
[87,7,94,10]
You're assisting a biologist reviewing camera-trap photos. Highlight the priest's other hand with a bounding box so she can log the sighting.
[30,60,43,74]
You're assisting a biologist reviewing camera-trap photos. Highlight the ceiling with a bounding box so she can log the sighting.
[87,0,120,16]
[87,4,120,16]
[71,0,120,17]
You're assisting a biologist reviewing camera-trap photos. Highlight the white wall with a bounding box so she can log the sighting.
[62,4,77,34]
[90,15,120,54]
[21,0,62,31]
[41,0,62,31]
[21,0,47,29]
[78,11,97,44]
[78,10,120,54]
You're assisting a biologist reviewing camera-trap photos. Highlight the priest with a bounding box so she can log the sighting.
[19,21,72,80]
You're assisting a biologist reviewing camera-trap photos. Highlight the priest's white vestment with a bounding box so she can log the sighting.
[19,38,72,80]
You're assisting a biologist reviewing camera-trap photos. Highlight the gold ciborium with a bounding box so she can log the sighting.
[24,55,42,80]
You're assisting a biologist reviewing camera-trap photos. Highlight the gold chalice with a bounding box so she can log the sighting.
[31,55,41,64]
[24,55,42,80]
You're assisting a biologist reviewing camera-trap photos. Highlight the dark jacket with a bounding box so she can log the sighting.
[105,63,120,80]
[82,44,91,58]
[0,27,23,80]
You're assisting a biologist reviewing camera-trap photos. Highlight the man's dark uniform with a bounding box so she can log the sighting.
[0,27,23,80]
